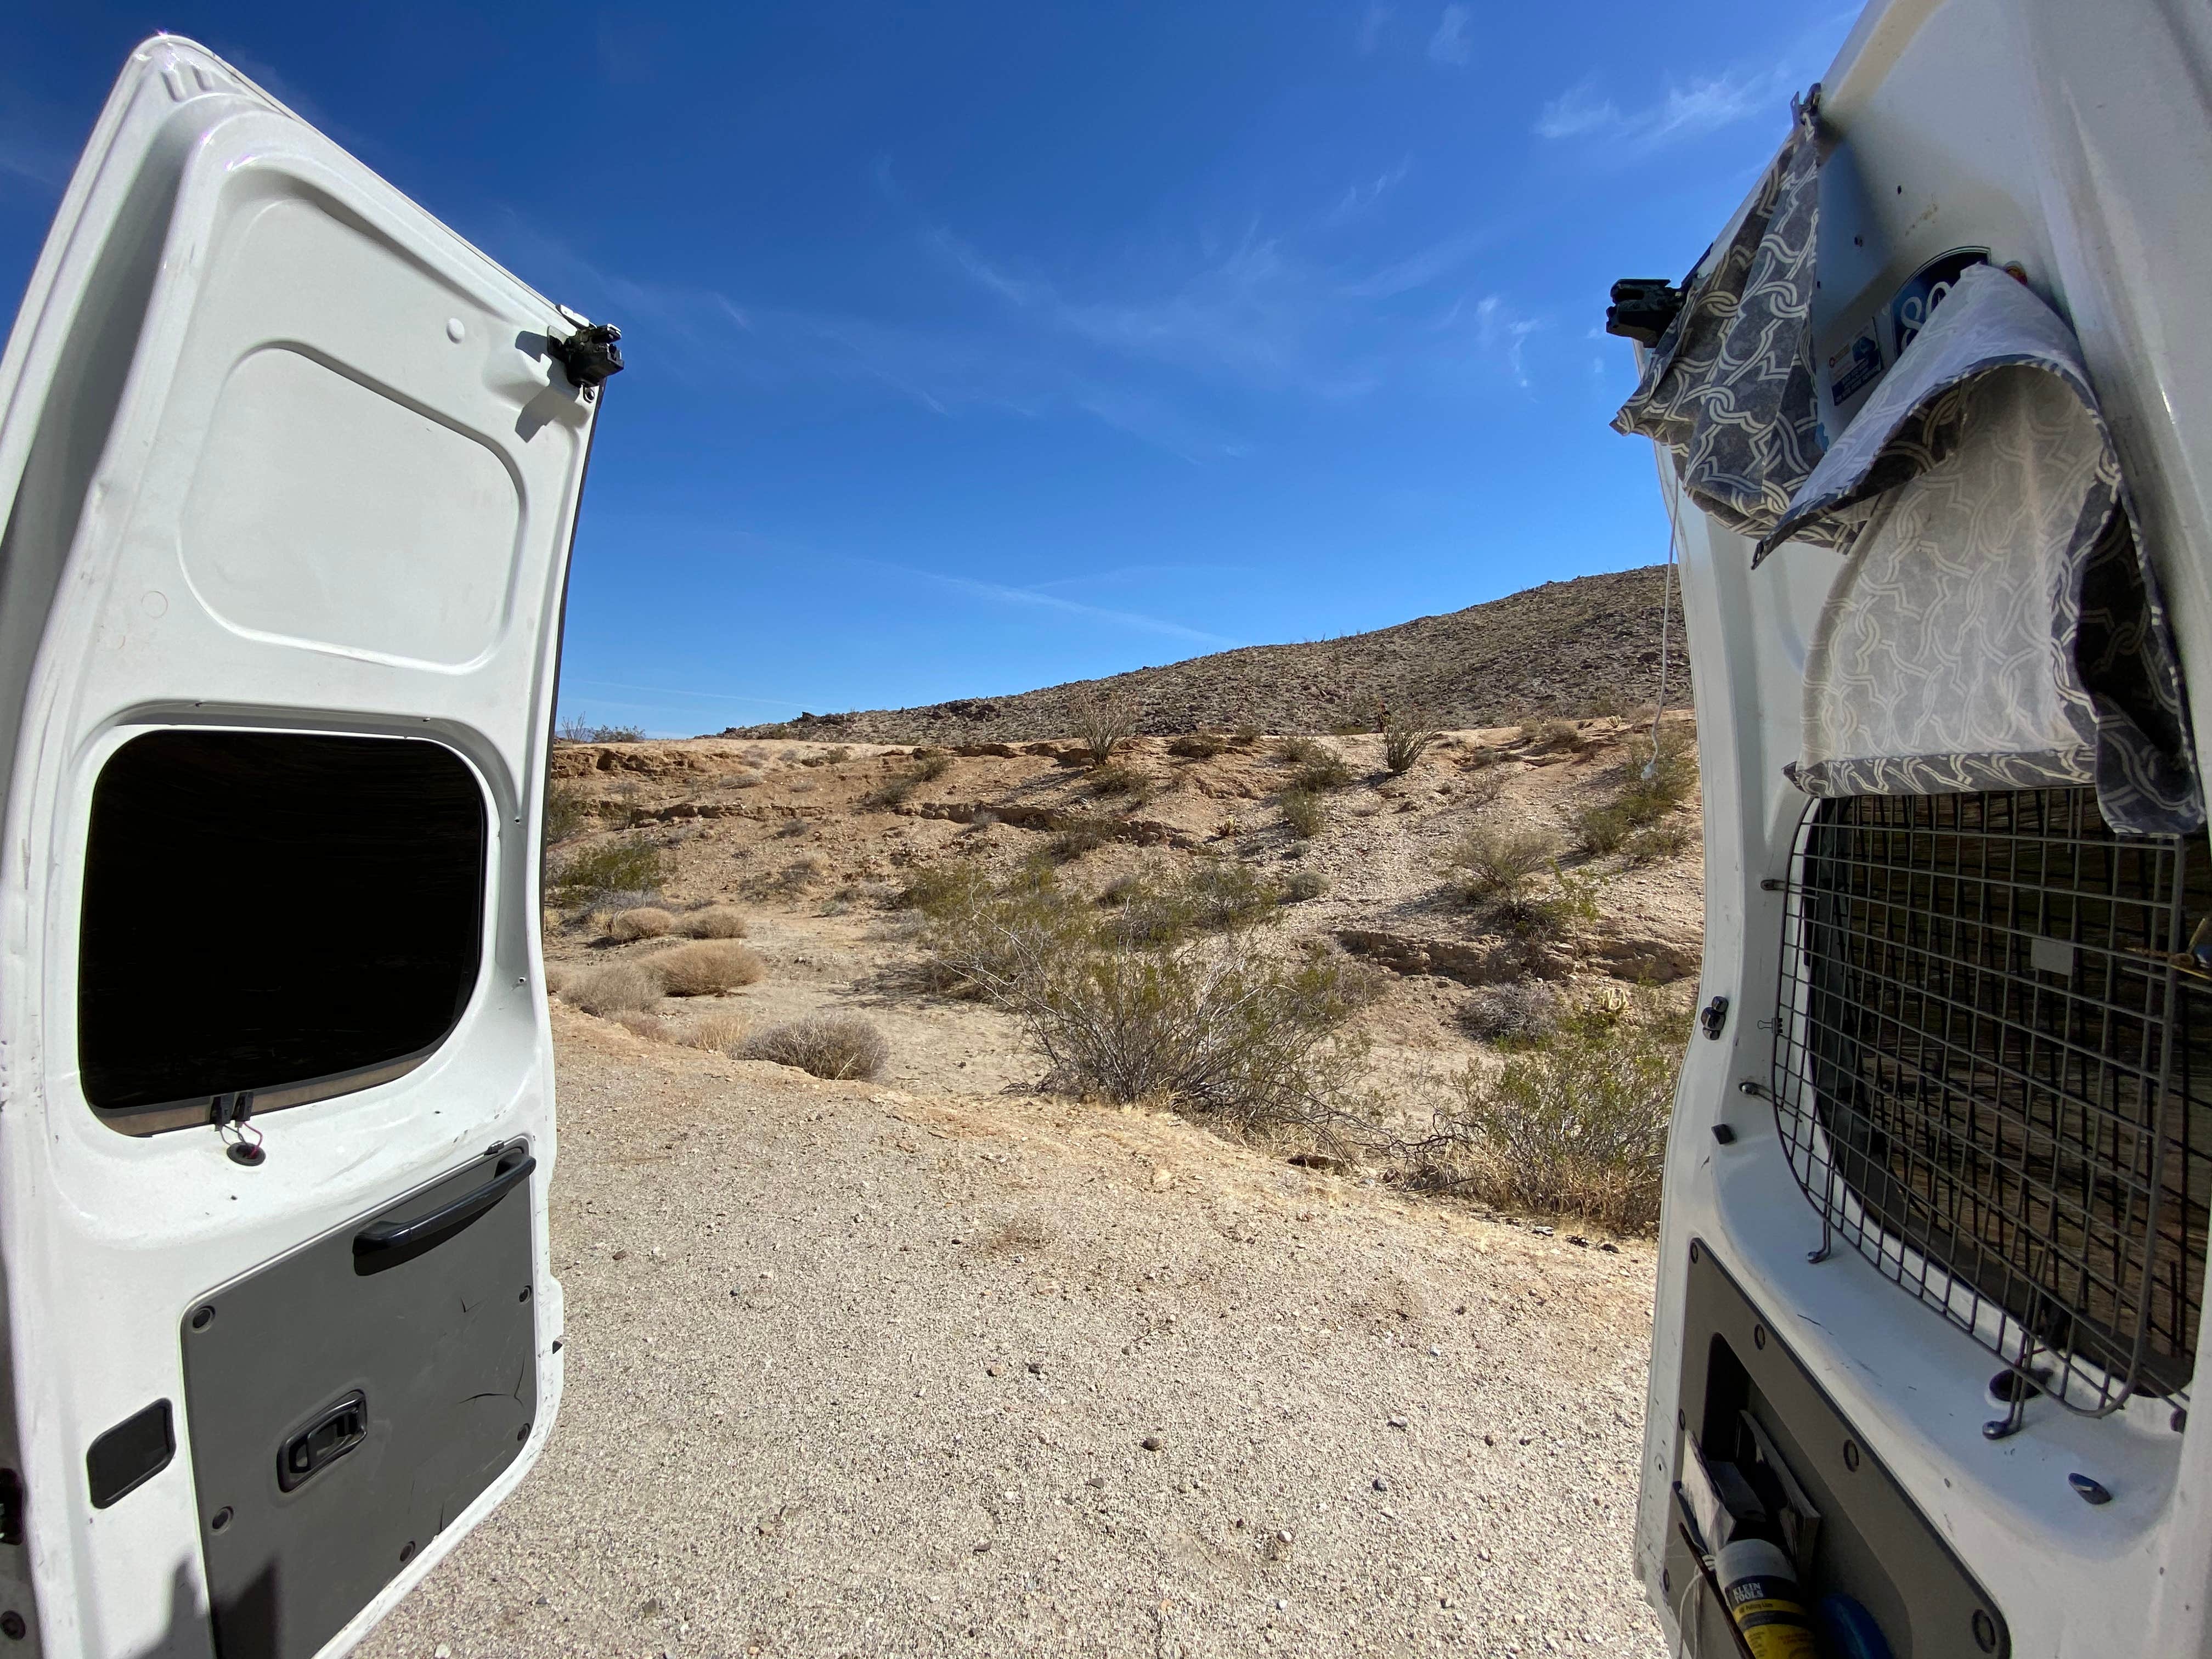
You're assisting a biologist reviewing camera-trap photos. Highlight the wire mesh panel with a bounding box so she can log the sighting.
[1773,787,2212,1412]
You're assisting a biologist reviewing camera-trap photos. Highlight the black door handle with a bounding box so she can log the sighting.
[352,1152,534,1276]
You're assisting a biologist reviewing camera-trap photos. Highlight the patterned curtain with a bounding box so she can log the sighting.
[1764,263,2201,837]
[1611,100,1841,548]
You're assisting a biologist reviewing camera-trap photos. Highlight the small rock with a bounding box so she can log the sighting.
[1372,1477,1389,1492]
[1426,1346,1441,1358]
[984,1363,1005,1378]
[1600,1242,1621,1254]
[1085,1475,1105,1488]
[611,1250,628,1262]
[435,1647,452,1659]
[1531,1226,1555,1237]
[1387,1415,1409,1430]
[973,1540,991,1554]
[1275,1598,1288,1611]
[1568,1235,1589,1248]
[1483,1432,1496,1446]
[1026,1359,1044,1376]
[1141,1436,1163,1452]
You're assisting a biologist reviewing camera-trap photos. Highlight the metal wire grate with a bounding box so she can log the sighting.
[1772,787,2212,1413]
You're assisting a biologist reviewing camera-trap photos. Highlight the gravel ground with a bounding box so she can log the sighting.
[360,1009,1665,1659]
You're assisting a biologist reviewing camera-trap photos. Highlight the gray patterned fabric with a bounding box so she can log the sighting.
[1767,263,2200,836]
[1611,103,1842,546]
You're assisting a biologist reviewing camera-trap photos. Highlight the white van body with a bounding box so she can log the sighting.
[0,37,605,1658]
[1642,2,2212,1654]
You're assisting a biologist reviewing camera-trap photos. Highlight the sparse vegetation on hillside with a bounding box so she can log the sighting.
[1381,708,1439,775]
[551,840,664,906]
[556,715,645,743]
[1070,685,1141,765]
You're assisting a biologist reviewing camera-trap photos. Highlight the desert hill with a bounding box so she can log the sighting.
[721,564,1688,744]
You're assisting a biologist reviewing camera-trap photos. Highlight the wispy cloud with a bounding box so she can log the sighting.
[1534,64,1795,148]
[1356,4,1393,54]
[1321,156,1412,228]
[1426,5,1472,66]
[865,560,1239,647]
[1474,295,1544,388]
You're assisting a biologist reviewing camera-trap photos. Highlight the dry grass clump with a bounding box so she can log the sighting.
[613,1009,668,1041]
[1407,990,1686,1232]
[1283,867,1328,902]
[741,1014,890,1080]
[563,962,663,1016]
[1277,787,1325,839]
[1521,718,1590,753]
[549,839,664,906]
[1277,737,1354,791]
[606,906,675,941]
[654,940,767,995]
[1458,979,1562,1043]
[542,963,573,996]
[679,905,749,939]
[674,1007,751,1052]
[1088,763,1150,798]
[1048,818,1119,861]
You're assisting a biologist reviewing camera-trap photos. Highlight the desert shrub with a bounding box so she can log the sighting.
[1049,818,1119,861]
[1444,826,1558,901]
[1495,863,1606,943]
[1624,819,1696,862]
[1276,736,1325,766]
[675,1008,751,1052]
[742,1014,890,1080]
[1233,723,1264,746]
[1167,733,1229,760]
[1520,718,1588,754]
[774,818,810,838]
[654,940,768,995]
[1091,763,1151,799]
[543,780,592,843]
[726,770,764,789]
[1283,867,1329,902]
[542,963,573,996]
[550,840,664,905]
[613,1009,668,1041]
[914,752,952,781]
[606,906,676,941]
[1615,725,1699,823]
[1571,802,1634,857]
[564,962,662,1016]
[1381,710,1438,775]
[555,715,645,743]
[894,864,990,916]
[742,856,822,899]
[1412,991,1688,1231]
[680,905,749,939]
[798,746,851,767]
[1458,979,1562,1044]
[1069,685,1141,765]
[1278,787,1325,839]
[1294,751,1355,791]
[1464,744,1505,769]
[1104,861,1282,947]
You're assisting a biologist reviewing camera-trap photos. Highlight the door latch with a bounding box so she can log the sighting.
[546,317,624,398]
[277,1392,367,1492]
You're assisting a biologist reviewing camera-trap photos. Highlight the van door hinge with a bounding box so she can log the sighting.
[1700,996,1730,1040]
[548,314,625,399]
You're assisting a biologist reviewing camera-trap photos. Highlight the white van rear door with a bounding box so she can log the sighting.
[0,36,610,1658]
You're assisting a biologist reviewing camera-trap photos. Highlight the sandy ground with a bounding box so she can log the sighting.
[357,1008,1665,1659]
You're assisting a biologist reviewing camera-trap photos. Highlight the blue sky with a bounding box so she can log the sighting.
[4,3,1858,736]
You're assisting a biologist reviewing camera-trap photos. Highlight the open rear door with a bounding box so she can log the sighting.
[0,36,611,1658]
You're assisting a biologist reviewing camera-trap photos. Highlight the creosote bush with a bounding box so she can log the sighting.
[550,840,664,906]
[1277,787,1325,839]
[543,780,592,843]
[606,906,675,941]
[1048,818,1118,861]
[654,940,767,995]
[742,1014,890,1080]
[1409,990,1688,1231]
[1283,867,1328,902]
[1520,718,1589,754]
[1444,825,1557,901]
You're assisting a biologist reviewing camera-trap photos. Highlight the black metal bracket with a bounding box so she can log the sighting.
[547,320,625,399]
[1605,277,1686,348]
[1700,995,1730,1040]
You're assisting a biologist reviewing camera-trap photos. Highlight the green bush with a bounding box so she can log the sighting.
[543,780,592,843]
[1277,736,1327,766]
[1090,763,1150,797]
[1048,818,1119,861]
[549,839,664,905]
[1624,819,1696,862]
[1443,825,1556,901]
[1283,867,1328,902]
[1572,802,1633,857]
[1293,751,1355,791]
[1278,787,1325,839]
[1417,991,1688,1231]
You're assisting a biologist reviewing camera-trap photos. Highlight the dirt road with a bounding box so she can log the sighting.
[358,1009,1663,1658]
